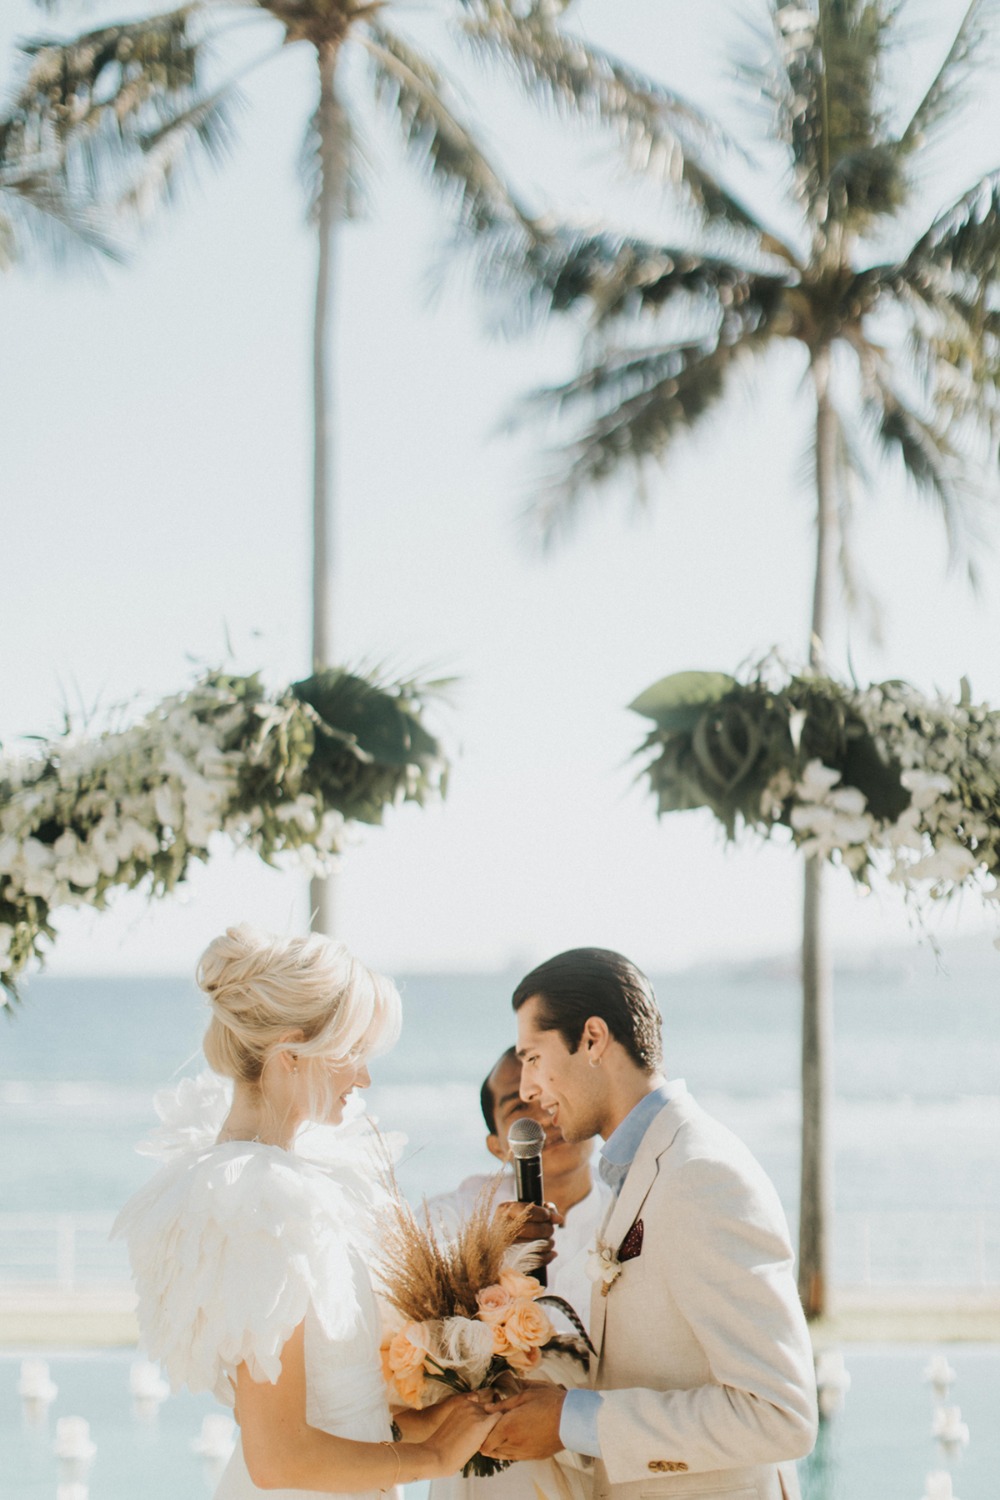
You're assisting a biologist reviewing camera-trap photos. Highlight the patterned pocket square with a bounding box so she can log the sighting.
[618,1218,643,1262]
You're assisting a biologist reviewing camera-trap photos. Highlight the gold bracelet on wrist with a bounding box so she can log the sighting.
[380,1440,401,1492]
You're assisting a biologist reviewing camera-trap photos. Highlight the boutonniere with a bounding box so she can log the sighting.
[586,1243,622,1296]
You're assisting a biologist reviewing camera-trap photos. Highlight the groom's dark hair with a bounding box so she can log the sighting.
[512,948,662,1071]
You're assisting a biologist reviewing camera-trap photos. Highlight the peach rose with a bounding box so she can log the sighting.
[499,1268,544,1301]
[491,1320,513,1357]
[386,1324,429,1377]
[393,1365,430,1408]
[505,1342,542,1374]
[501,1297,554,1352]
[476,1284,513,1324]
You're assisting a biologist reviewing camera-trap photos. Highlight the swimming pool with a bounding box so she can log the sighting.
[2,1346,999,1499]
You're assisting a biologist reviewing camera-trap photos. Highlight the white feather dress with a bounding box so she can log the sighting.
[113,1073,393,1499]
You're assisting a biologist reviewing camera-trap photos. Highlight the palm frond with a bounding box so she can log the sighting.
[13,8,235,209]
[0,95,122,266]
[519,329,776,544]
[0,168,120,269]
[456,0,786,250]
[858,347,986,580]
[898,0,991,151]
[359,19,536,240]
[470,220,792,333]
[855,239,1000,469]
[904,167,1000,282]
[829,400,884,643]
[758,1,907,233]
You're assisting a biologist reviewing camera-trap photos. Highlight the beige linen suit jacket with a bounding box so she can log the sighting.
[587,1090,817,1500]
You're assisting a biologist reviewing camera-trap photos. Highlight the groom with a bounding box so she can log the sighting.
[480,948,817,1500]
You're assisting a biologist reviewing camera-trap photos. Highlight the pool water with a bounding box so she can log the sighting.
[3,1346,1000,1499]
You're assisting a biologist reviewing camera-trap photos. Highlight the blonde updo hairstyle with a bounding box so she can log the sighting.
[198,924,401,1127]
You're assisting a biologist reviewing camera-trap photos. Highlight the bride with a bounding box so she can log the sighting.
[114,924,498,1498]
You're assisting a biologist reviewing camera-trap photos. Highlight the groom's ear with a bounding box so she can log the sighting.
[486,1133,507,1162]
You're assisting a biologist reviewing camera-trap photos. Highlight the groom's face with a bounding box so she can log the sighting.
[515,995,606,1144]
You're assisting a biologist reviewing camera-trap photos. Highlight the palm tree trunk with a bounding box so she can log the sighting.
[310,40,343,938]
[799,343,837,1320]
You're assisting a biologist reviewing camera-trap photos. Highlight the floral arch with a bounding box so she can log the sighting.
[0,667,447,1001]
[630,663,999,912]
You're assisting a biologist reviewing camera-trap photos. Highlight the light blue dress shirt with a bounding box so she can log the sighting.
[558,1081,685,1459]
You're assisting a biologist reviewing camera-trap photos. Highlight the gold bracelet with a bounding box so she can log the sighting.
[380,1440,401,1492]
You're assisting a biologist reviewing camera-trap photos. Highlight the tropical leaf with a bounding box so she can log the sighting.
[755,0,907,231]
[473,221,792,330]
[12,8,236,208]
[521,329,775,542]
[361,19,536,239]
[0,135,121,267]
[904,167,1000,282]
[629,671,737,727]
[897,0,991,152]
[457,0,782,245]
[858,354,985,581]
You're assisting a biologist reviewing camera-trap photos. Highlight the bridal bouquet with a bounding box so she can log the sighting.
[375,1182,589,1476]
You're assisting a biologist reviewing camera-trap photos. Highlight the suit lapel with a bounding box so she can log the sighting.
[591,1094,690,1361]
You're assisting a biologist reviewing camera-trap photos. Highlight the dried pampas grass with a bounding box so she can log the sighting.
[374,1166,539,1322]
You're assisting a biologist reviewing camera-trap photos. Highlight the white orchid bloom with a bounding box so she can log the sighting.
[908,844,978,885]
[795,760,843,801]
[153,783,183,828]
[828,785,867,816]
[901,769,952,810]
[829,813,874,846]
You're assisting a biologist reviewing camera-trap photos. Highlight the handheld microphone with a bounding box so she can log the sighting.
[508,1117,547,1288]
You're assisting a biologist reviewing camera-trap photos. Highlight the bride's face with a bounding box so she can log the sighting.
[313,1053,372,1125]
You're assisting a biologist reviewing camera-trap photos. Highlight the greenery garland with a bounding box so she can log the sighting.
[0,668,448,1001]
[630,663,1000,906]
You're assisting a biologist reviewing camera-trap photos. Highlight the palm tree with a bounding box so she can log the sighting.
[1,46,121,268]
[8,0,550,934]
[463,0,1000,1318]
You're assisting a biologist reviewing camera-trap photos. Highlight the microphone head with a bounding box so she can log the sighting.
[508,1117,546,1159]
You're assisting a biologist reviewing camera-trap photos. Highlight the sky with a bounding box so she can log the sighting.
[2,0,999,979]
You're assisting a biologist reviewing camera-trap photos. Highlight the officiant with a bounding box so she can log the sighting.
[423,1045,612,1500]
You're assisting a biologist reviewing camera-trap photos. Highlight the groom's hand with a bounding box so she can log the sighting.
[478,1385,566,1461]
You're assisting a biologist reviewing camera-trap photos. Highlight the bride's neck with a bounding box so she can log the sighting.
[217,1081,300,1150]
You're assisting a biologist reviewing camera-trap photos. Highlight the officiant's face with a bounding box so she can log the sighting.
[515,996,605,1144]
[485,1052,591,1175]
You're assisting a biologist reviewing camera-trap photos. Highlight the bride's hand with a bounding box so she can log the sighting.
[423,1397,500,1477]
[393,1395,474,1442]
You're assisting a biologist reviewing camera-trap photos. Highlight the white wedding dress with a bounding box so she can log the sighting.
[113,1073,393,1500]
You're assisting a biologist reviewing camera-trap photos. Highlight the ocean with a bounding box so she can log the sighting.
[2,949,999,1282]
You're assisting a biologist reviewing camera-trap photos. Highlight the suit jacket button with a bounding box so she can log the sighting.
[647,1461,688,1473]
